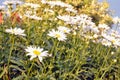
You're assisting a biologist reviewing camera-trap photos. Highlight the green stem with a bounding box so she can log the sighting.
[7,35,14,74]
[27,60,34,79]
[26,19,31,44]
[98,47,112,79]
[54,40,59,58]
[50,39,58,55]
[100,63,113,80]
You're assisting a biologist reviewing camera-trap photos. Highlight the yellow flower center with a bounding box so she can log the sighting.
[12,30,15,33]
[63,30,67,33]
[111,40,115,43]
[55,34,61,38]
[33,50,41,55]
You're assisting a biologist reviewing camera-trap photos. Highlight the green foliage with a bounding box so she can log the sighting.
[0,0,120,80]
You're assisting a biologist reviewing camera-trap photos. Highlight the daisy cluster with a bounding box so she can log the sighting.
[41,0,77,14]
[4,26,71,62]
[57,13,120,48]
[99,28,120,47]
[1,1,120,79]
[2,0,120,63]
[0,1,42,21]
[57,14,95,27]
[23,2,42,20]
[0,0,77,21]
[4,27,49,62]
[23,1,77,20]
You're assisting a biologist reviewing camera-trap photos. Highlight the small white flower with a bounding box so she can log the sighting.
[45,1,73,8]
[98,24,110,31]
[25,11,33,15]
[57,15,71,22]
[82,34,93,39]
[25,46,48,62]
[102,33,119,46]
[44,8,54,13]
[101,39,111,46]
[110,29,120,38]
[14,1,23,5]
[113,59,117,62]
[111,52,115,55]
[76,14,94,27]
[91,27,99,34]
[93,34,99,39]
[65,8,77,13]
[5,27,26,36]
[57,26,71,34]
[48,29,67,41]
[41,0,47,4]
[24,3,40,9]
[0,6,5,10]
[73,31,77,35]
[112,16,120,24]
[112,39,120,47]
[57,14,94,27]
[3,1,15,5]
[24,14,42,20]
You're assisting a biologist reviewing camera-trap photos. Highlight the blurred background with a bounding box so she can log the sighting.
[0,0,120,17]
[99,0,120,17]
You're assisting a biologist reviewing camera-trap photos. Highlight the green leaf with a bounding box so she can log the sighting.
[12,75,25,80]
[10,59,23,66]
[9,65,25,72]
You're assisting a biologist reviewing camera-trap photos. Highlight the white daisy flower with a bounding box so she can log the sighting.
[5,27,26,36]
[25,46,48,62]
[57,26,71,34]
[48,29,67,41]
